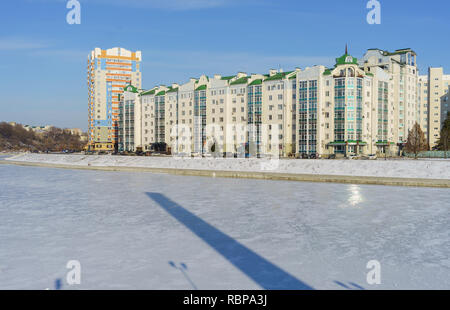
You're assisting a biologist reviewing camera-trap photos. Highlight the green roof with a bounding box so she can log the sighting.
[386,48,415,56]
[264,71,294,81]
[221,76,235,81]
[123,84,138,93]
[249,79,262,86]
[323,69,332,76]
[140,89,156,96]
[156,90,166,96]
[195,84,207,91]
[230,77,249,85]
[264,73,284,81]
[368,48,416,56]
[335,53,358,66]
[366,72,374,77]
[167,87,178,93]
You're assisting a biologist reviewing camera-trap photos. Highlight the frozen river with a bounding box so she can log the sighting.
[0,160,449,290]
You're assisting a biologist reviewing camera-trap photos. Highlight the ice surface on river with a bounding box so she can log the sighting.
[7,153,450,179]
[0,163,449,289]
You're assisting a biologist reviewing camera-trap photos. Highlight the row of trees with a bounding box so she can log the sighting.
[404,112,450,158]
[0,122,85,152]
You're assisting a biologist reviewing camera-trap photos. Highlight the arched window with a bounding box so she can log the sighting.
[348,68,355,77]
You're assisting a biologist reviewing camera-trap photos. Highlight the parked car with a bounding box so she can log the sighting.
[361,154,377,160]
[328,154,336,159]
[367,154,377,160]
[309,153,317,159]
[301,153,309,159]
[347,153,360,160]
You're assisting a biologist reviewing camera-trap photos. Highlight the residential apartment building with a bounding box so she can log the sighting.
[418,68,450,148]
[87,47,142,151]
[359,48,419,146]
[115,47,448,157]
[118,84,141,152]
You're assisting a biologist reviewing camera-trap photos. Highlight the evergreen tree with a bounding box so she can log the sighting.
[436,112,450,158]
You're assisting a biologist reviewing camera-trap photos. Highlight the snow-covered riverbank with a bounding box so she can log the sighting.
[5,153,450,180]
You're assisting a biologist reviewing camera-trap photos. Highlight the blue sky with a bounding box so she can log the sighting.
[0,0,449,130]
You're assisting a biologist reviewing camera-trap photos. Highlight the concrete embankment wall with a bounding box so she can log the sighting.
[2,154,449,188]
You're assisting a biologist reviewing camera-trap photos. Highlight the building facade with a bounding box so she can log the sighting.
[114,47,448,157]
[87,47,142,152]
[118,84,141,152]
[418,68,450,148]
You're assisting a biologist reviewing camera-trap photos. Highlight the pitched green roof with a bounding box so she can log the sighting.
[323,69,332,76]
[335,53,358,66]
[195,84,207,91]
[156,90,166,96]
[230,76,249,85]
[221,76,235,81]
[167,87,178,93]
[140,89,156,96]
[264,73,284,81]
[123,84,138,93]
[264,71,293,81]
[249,79,262,86]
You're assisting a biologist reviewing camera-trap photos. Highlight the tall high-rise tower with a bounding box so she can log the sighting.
[87,47,142,151]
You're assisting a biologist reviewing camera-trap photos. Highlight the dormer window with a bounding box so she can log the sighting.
[345,56,353,63]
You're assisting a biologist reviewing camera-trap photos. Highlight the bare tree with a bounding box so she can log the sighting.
[0,122,85,152]
[404,122,429,159]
